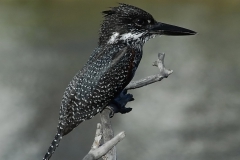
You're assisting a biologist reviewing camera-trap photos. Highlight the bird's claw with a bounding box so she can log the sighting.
[107,90,134,118]
[105,106,115,118]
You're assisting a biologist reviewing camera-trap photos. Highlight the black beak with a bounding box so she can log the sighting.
[150,22,196,36]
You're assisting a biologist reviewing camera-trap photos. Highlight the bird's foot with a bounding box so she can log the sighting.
[107,89,134,118]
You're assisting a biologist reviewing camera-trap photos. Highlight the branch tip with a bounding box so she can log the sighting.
[118,131,125,138]
[158,52,165,60]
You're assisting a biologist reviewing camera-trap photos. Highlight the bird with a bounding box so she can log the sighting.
[43,3,196,160]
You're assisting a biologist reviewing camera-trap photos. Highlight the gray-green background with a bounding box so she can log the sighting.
[1,0,240,160]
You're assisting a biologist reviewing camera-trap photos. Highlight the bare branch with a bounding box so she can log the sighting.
[100,109,117,160]
[96,131,125,160]
[91,123,102,150]
[82,123,125,160]
[125,53,173,90]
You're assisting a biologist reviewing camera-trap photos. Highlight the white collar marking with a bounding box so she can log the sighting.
[120,32,143,41]
[108,32,119,44]
[108,32,144,44]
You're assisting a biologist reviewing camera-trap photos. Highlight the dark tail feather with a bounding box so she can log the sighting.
[43,126,63,160]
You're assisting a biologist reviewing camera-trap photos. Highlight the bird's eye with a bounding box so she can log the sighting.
[135,18,146,26]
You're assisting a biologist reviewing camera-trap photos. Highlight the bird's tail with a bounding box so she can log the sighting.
[43,126,63,160]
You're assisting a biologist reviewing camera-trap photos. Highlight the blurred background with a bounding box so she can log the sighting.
[0,0,240,160]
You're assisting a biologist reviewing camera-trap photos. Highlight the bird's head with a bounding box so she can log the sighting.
[99,3,196,46]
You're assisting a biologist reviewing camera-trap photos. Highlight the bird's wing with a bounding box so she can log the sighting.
[59,45,130,134]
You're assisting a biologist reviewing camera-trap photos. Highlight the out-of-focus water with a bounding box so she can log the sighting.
[0,1,240,160]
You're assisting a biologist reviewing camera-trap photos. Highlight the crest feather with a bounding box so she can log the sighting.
[102,10,116,16]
